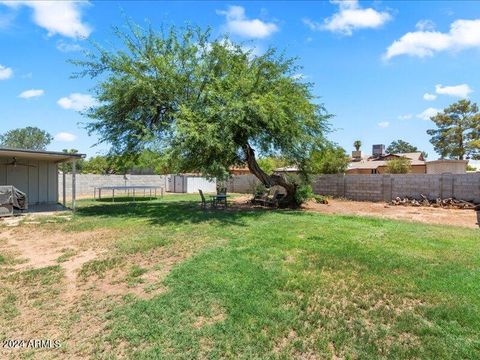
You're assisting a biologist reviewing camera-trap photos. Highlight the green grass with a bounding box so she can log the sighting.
[3,195,480,358]
[79,257,125,278]
[56,248,77,263]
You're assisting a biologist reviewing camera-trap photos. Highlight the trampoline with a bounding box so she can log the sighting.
[93,185,164,202]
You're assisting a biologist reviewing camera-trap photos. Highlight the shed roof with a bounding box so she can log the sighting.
[0,148,85,163]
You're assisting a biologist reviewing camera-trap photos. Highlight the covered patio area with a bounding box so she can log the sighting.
[0,148,85,215]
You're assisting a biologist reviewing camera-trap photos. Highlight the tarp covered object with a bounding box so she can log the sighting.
[0,186,28,210]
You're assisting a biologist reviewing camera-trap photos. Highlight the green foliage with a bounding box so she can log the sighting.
[73,23,330,185]
[0,126,52,150]
[387,140,428,159]
[59,149,85,173]
[294,183,314,205]
[353,140,362,151]
[82,155,119,174]
[253,182,267,196]
[385,157,412,174]
[427,100,480,160]
[257,157,288,175]
[313,194,329,204]
[309,145,349,174]
[81,150,172,174]
[386,140,418,154]
[466,164,477,172]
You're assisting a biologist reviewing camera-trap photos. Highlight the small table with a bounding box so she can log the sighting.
[210,194,230,208]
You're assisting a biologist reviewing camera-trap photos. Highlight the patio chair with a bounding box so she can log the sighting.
[252,189,269,205]
[199,189,215,210]
[265,192,286,208]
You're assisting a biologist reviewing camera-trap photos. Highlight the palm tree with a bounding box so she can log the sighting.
[353,140,362,151]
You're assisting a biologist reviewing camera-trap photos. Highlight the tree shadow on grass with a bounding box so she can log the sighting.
[75,200,273,227]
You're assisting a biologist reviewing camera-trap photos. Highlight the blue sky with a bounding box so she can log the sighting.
[0,0,479,159]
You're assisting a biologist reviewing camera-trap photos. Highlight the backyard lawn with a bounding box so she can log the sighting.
[1,194,479,359]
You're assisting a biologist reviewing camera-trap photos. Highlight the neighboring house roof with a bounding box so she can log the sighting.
[348,152,425,171]
[274,166,299,172]
[229,166,250,173]
[0,147,85,163]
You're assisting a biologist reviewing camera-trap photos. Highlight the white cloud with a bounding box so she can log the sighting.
[416,19,436,31]
[216,5,278,38]
[384,18,480,60]
[435,83,472,98]
[378,121,390,128]
[0,64,13,80]
[57,93,97,111]
[0,1,91,39]
[398,114,412,120]
[304,0,391,35]
[19,89,44,99]
[423,93,437,101]
[54,132,77,142]
[417,107,440,121]
[56,40,83,52]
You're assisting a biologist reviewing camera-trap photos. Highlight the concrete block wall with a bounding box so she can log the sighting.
[60,173,480,203]
[313,173,480,203]
[59,174,167,198]
[452,174,480,203]
[226,175,260,194]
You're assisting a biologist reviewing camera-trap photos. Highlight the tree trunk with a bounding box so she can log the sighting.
[243,143,298,207]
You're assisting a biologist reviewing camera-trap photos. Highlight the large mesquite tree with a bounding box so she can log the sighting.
[74,25,331,206]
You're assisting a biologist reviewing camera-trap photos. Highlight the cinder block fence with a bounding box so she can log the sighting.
[60,173,480,203]
[227,173,480,203]
[59,174,167,198]
[312,173,480,203]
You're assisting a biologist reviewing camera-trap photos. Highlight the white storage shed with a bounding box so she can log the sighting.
[168,175,216,193]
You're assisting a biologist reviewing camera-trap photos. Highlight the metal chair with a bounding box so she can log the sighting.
[199,189,215,210]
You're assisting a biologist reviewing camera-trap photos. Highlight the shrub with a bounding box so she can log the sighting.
[295,184,314,205]
[385,157,411,174]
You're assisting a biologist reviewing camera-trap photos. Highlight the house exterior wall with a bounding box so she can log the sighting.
[347,165,426,175]
[426,160,467,174]
[0,157,58,204]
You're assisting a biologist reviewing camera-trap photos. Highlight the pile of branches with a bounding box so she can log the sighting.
[391,194,478,210]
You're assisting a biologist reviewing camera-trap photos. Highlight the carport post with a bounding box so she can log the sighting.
[72,160,77,211]
[62,170,66,207]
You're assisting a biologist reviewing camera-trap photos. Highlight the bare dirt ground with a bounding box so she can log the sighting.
[231,195,479,229]
[0,220,194,359]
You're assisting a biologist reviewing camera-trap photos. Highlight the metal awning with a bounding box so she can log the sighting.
[0,148,85,163]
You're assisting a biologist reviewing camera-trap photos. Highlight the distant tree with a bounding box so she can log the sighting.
[82,155,120,174]
[257,157,289,175]
[0,126,52,150]
[385,157,411,174]
[427,99,480,160]
[81,150,172,174]
[73,23,331,206]
[59,149,85,173]
[386,140,418,154]
[386,139,428,159]
[309,145,349,174]
[353,140,362,151]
